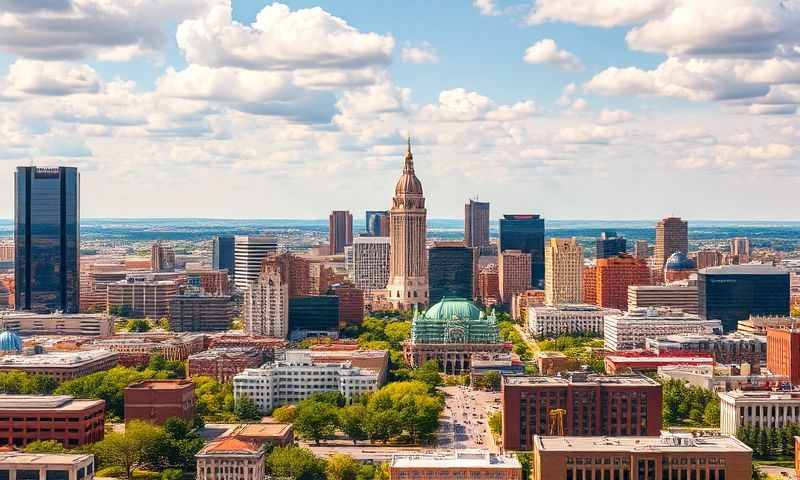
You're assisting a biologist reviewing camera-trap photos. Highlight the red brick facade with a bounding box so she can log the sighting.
[0,397,104,448]
[595,254,651,311]
[124,380,195,424]
[767,328,800,385]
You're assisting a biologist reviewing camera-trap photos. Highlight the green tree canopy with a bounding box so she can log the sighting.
[326,454,360,480]
[266,446,327,480]
[91,420,167,480]
[272,404,297,423]
[294,400,339,445]
[24,440,67,454]
[339,404,367,445]
[235,395,262,421]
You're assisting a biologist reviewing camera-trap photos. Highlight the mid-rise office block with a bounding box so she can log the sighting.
[389,450,521,480]
[699,265,790,332]
[633,240,649,260]
[106,276,179,319]
[90,332,206,366]
[234,236,278,291]
[596,231,626,259]
[628,284,699,314]
[604,307,723,351]
[502,372,662,451]
[596,254,651,310]
[329,210,353,255]
[499,214,545,289]
[365,210,390,237]
[730,237,752,263]
[188,348,266,383]
[124,379,195,424]
[15,166,80,313]
[655,216,688,270]
[527,304,620,338]
[262,252,310,298]
[212,235,235,276]
[169,294,234,332]
[150,242,175,272]
[719,390,800,435]
[532,433,752,480]
[428,241,477,304]
[289,295,339,335]
[582,265,597,305]
[328,284,364,327]
[499,250,531,305]
[0,395,104,448]
[464,199,490,250]
[646,333,766,368]
[544,238,583,306]
[352,237,390,291]
[0,350,119,381]
[0,452,96,480]
[511,289,544,323]
[694,249,724,269]
[766,327,800,385]
[243,268,288,338]
[478,264,500,306]
[0,312,114,336]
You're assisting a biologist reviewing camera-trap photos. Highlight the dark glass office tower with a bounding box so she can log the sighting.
[698,265,790,332]
[212,235,235,276]
[499,214,545,289]
[428,242,477,304]
[289,296,340,334]
[365,210,389,237]
[596,231,627,259]
[15,166,80,313]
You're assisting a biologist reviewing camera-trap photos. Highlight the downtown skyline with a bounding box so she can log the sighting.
[0,0,798,220]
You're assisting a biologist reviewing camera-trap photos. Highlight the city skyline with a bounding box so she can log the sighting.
[0,1,798,220]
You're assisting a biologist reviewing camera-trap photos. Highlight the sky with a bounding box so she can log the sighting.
[0,0,798,220]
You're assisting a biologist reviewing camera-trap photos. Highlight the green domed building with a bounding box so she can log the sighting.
[404,297,511,374]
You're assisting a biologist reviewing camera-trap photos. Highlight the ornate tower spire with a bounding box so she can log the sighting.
[404,136,414,173]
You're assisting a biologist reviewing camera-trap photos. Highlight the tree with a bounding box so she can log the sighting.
[272,404,297,423]
[158,317,170,331]
[266,447,327,480]
[127,319,151,332]
[339,404,367,445]
[24,440,67,453]
[92,420,167,480]
[517,453,532,480]
[161,469,183,480]
[752,464,767,480]
[703,400,720,427]
[410,360,443,393]
[364,408,402,444]
[308,391,346,407]
[294,400,339,445]
[488,411,502,436]
[235,395,262,421]
[326,454,360,480]
[193,376,236,422]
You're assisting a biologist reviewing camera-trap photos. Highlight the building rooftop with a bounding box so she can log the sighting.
[608,307,700,320]
[534,433,751,453]
[719,390,800,402]
[0,452,93,465]
[391,450,521,469]
[225,422,292,438]
[504,373,659,387]
[605,355,714,365]
[699,265,787,276]
[0,395,103,411]
[532,304,615,312]
[188,347,262,359]
[0,349,117,367]
[125,379,194,390]
[198,436,262,455]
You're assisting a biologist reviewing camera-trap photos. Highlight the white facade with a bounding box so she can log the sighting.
[233,236,278,291]
[603,307,723,351]
[719,390,800,435]
[528,304,619,338]
[352,237,391,291]
[233,350,379,412]
[544,238,583,306]
[243,270,288,338]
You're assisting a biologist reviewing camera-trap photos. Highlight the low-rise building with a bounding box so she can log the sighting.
[658,364,788,392]
[233,350,379,412]
[527,304,619,338]
[0,350,119,381]
[188,348,266,383]
[0,312,115,336]
[645,332,766,369]
[389,450,522,480]
[308,347,389,385]
[532,433,752,480]
[196,436,265,480]
[124,379,195,424]
[719,390,800,435]
[469,353,525,387]
[737,315,798,335]
[89,332,205,366]
[205,334,288,357]
[0,395,105,448]
[0,452,96,480]
[604,307,723,351]
[168,294,235,332]
[604,352,714,374]
[536,351,570,376]
[628,284,699,314]
[221,422,294,447]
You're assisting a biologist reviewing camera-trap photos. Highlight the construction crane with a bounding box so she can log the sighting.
[547,408,566,436]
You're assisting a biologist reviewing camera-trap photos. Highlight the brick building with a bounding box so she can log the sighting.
[0,350,119,381]
[502,372,662,451]
[595,254,651,310]
[205,334,288,357]
[499,250,531,305]
[766,327,800,385]
[90,332,205,367]
[188,348,266,383]
[477,264,500,307]
[169,294,235,332]
[582,265,597,305]
[124,379,195,424]
[0,395,104,448]
[328,284,364,327]
[604,352,715,375]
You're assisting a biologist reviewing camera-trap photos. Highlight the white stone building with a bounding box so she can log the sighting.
[527,304,620,338]
[233,236,278,291]
[718,390,800,435]
[544,237,583,306]
[603,307,722,351]
[352,237,390,291]
[243,269,288,338]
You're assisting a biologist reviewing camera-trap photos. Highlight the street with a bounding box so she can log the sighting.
[437,385,500,452]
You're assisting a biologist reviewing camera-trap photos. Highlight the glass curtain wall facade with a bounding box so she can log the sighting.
[499,214,545,289]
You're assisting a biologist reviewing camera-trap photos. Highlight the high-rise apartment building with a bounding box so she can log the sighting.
[212,235,235,276]
[464,199,490,250]
[582,265,597,304]
[693,249,723,269]
[499,214,545,288]
[351,237,390,291]
[595,254,651,310]
[150,242,175,272]
[233,236,278,291]
[328,210,353,255]
[655,217,688,270]
[428,241,477,304]
[730,237,752,263]
[386,139,428,310]
[365,210,389,237]
[15,166,80,313]
[261,252,310,298]
[499,250,531,305]
[766,327,800,385]
[596,231,626,259]
[243,267,289,338]
[544,237,583,306]
[478,264,500,306]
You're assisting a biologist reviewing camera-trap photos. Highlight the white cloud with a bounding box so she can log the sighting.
[523,39,583,71]
[486,101,539,121]
[597,108,633,124]
[401,42,439,64]
[176,2,394,71]
[474,0,501,16]
[421,88,494,122]
[527,0,672,27]
[4,60,102,96]
[570,98,588,111]
[556,125,624,144]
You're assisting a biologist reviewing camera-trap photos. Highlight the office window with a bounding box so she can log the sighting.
[17,470,40,480]
[46,471,69,480]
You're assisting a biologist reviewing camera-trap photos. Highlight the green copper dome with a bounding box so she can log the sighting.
[423,298,483,321]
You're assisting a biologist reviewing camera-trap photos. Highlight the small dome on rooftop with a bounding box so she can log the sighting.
[665,252,696,271]
[423,298,483,320]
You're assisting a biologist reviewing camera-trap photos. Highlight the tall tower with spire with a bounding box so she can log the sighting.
[386,138,428,310]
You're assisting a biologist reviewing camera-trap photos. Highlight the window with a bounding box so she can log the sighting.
[16,471,40,480]
[46,471,69,480]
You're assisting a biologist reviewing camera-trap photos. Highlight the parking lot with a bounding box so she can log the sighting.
[437,385,501,452]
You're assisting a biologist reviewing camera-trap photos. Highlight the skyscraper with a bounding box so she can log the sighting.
[386,139,428,310]
[328,211,353,255]
[633,240,649,259]
[234,236,278,291]
[261,252,311,298]
[243,265,288,338]
[464,199,490,250]
[499,250,531,305]
[730,237,752,263]
[595,254,651,310]
[15,166,80,313]
[655,217,688,270]
[365,210,390,237]
[596,231,626,259]
[544,238,583,306]
[428,241,477,304]
[212,235,235,275]
[499,214,545,289]
[150,242,175,272]
[352,237,390,291]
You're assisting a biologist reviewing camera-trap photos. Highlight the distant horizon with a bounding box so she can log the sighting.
[2,217,800,223]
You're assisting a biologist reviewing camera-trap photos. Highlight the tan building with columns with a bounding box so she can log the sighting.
[196,436,265,480]
[386,139,428,310]
[544,237,583,306]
